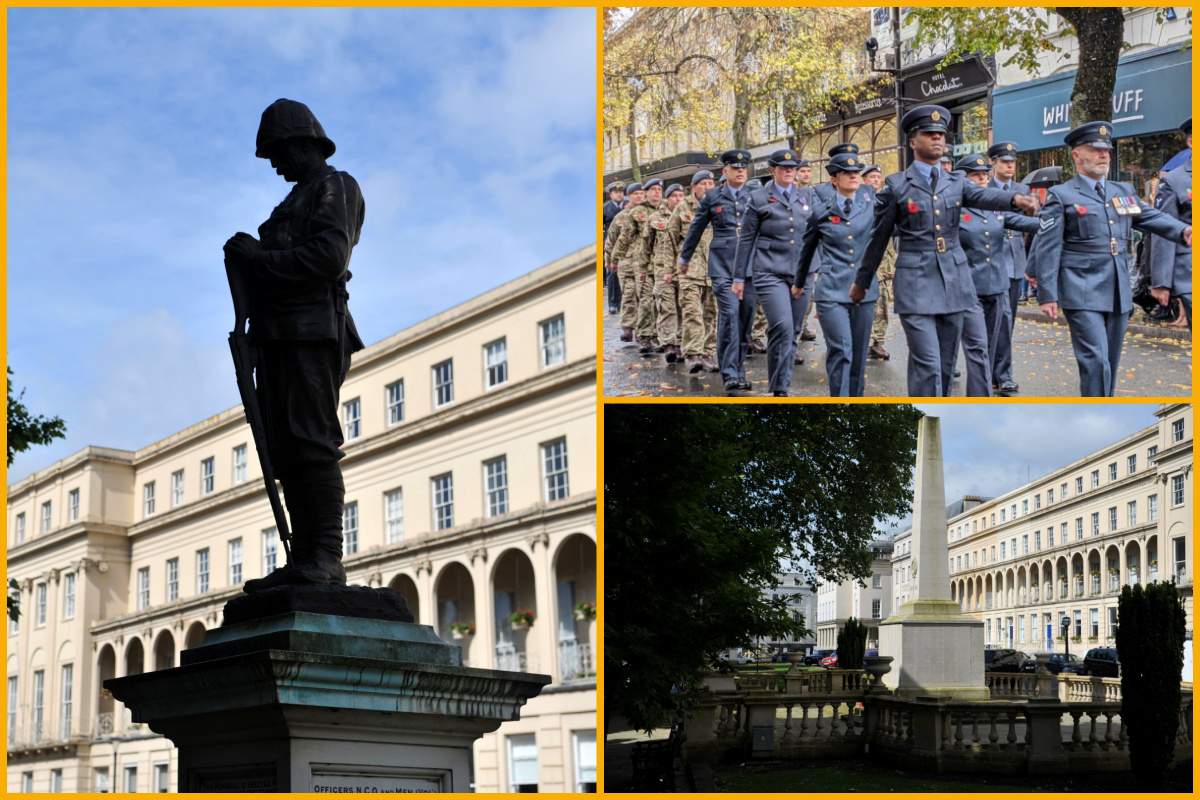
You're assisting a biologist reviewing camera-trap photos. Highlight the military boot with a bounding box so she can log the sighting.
[244,481,312,592]
[286,464,347,586]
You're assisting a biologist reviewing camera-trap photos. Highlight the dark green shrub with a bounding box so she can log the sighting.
[837,618,868,670]
[1115,580,1186,789]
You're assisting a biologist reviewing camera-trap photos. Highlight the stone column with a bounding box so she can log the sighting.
[1025,699,1069,772]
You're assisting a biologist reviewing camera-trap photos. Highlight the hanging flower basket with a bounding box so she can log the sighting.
[573,601,596,621]
[99,688,112,700]
[449,622,475,640]
[508,609,535,630]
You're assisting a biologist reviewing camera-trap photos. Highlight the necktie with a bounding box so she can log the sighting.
[930,168,938,192]
[844,198,852,217]
[783,188,790,202]
[1095,182,1104,200]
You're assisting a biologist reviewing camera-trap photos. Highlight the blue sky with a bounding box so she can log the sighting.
[7,8,596,482]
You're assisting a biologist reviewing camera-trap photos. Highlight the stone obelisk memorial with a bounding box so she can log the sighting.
[878,415,988,700]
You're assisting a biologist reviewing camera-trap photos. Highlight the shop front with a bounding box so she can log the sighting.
[792,53,995,179]
[993,44,1191,200]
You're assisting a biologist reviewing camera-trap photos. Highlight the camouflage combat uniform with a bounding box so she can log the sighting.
[870,241,898,346]
[668,193,717,357]
[610,201,656,331]
[647,204,681,346]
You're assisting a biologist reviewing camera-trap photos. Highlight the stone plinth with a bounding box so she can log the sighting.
[878,616,987,700]
[106,612,549,793]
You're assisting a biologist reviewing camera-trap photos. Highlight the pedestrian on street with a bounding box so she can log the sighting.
[679,149,756,391]
[850,104,1038,397]
[733,149,810,396]
[958,153,1041,395]
[795,152,878,397]
[1030,121,1192,397]
[669,170,720,374]
[1149,117,1192,328]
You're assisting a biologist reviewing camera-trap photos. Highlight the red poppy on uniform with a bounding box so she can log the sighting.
[683,215,692,221]
[715,206,723,213]
[830,216,841,225]
[769,197,778,203]
[1074,204,1088,215]
[636,214,644,221]
[657,223,665,229]
[907,202,919,213]
[962,213,972,222]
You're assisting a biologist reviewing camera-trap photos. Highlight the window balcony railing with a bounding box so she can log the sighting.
[1031,588,1039,602]
[495,645,539,674]
[94,712,114,739]
[1090,577,1101,595]
[7,713,87,751]
[1129,568,1139,587]
[1149,566,1158,582]
[558,640,595,685]
[1108,576,1120,593]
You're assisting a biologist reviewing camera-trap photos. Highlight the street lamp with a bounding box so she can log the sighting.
[1061,616,1071,662]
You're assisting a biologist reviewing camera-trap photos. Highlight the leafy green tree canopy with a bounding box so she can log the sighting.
[7,366,66,468]
[605,404,923,732]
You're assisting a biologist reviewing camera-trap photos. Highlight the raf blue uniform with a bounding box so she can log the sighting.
[854,107,1024,396]
[679,150,755,387]
[1150,118,1192,325]
[733,153,811,395]
[796,154,879,397]
[958,154,1042,393]
[988,142,1034,333]
[1031,121,1191,396]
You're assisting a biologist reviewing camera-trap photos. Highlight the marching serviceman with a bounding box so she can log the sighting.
[647,183,686,361]
[633,178,665,351]
[733,149,809,396]
[1150,117,1192,327]
[958,154,1041,395]
[988,141,1033,336]
[604,181,644,342]
[670,170,720,374]
[603,181,626,314]
[795,152,879,397]
[862,164,895,360]
[679,149,756,391]
[850,104,1039,397]
[1031,121,1192,396]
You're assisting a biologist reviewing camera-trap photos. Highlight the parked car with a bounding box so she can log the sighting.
[984,648,1028,673]
[1079,647,1121,678]
[863,649,878,668]
[1041,652,1086,675]
[804,649,836,666]
[820,653,839,668]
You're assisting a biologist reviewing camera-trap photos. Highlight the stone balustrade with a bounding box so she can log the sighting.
[683,670,1192,774]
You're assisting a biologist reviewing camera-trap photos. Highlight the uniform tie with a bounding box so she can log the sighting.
[1095,182,1104,200]
[930,168,938,192]
[844,198,852,217]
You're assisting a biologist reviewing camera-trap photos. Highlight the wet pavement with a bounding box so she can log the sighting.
[602,305,1191,399]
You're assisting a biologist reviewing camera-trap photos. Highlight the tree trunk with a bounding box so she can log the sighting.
[1054,7,1125,181]
[627,112,642,181]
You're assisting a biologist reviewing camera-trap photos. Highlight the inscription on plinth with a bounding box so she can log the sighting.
[310,764,450,794]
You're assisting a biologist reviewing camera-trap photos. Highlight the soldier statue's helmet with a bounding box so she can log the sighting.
[642,178,664,191]
[720,149,753,168]
[625,182,644,194]
[691,169,715,186]
[825,152,865,175]
[902,104,952,135]
[955,154,991,172]
[767,149,802,167]
[1182,117,1192,136]
[255,98,336,159]
[827,142,859,158]
[987,141,1019,162]
[664,183,684,198]
[1064,121,1113,150]
[860,164,881,176]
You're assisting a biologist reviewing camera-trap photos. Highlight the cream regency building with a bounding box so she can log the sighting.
[6,246,598,794]
[814,541,893,652]
[947,404,1192,656]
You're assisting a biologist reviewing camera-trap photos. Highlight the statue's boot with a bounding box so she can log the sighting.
[243,475,314,592]
[285,463,347,586]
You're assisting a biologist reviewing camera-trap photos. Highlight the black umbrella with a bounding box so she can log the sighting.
[1023,165,1063,187]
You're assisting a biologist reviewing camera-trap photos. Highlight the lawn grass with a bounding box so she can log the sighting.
[716,766,1034,793]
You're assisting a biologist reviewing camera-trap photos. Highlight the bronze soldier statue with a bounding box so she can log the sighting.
[223,99,366,591]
